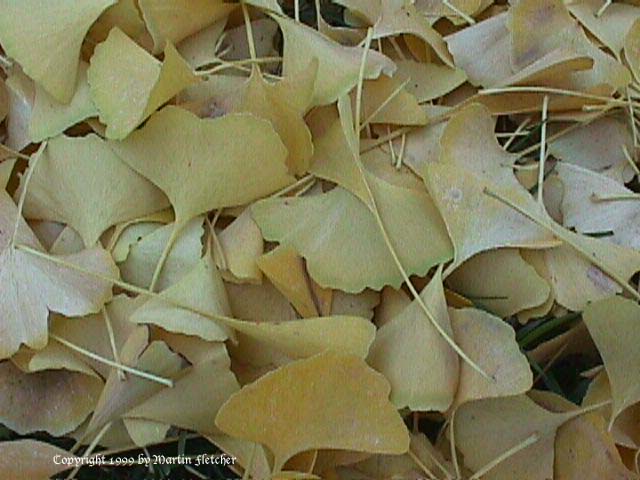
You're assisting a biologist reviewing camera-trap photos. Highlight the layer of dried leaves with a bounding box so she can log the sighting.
[1,0,640,479]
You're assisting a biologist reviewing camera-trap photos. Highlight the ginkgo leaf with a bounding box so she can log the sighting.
[118,216,204,291]
[508,0,631,90]
[257,245,319,317]
[554,412,637,480]
[0,158,16,191]
[417,0,482,24]
[544,237,640,311]
[445,13,512,87]
[0,0,116,103]
[109,105,293,224]
[368,268,459,411]
[450,308,532,408]
[5,67,35,152]
[12,339,98,377]
[0,77,7,123]
[87,0,148,47]
[373,0,454,67]
[446,249,550,317]
[454,395,583,480]
[28,62,97,142]
[19,133,169,246]
[625,20,640,81]
[87,330,183,434]
[122,417,170,447]
[226,280,299,323]
[274,14,395,106]
[0,190,117,359]
[138,0,236,53]
[126,350,239,435]
[130,251,233,342]
[234,66,315,175]
[308,109,371,205]
[0,440,78,480]
[356,74,426,127]
[217,208,264,283]
[176,19,227,69]
[548,117,635,184]
[0,361,102,436]
[49,295,140,378]
[568,0,640,56]
[216,351,410,471]
[552,162,640,249]
[88,28,199,139]
[583,296,640,423]
[226,314,376,361]
[252,181,452,292]
[395,60,467,103]
[424,104,557,274]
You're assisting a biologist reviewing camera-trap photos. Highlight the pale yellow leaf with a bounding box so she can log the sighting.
[368,268,459,411]
[88,28,199,139]
[110,105,293,223]
[20,133,169,246]
[0,0,116,103]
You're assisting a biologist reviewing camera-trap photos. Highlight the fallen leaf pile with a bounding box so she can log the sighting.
[1,0,640,479]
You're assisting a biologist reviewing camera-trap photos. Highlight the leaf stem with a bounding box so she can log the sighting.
[50,334,174,387]
[352,29,491,380]
[468,433,539,480]
[443,0,476,24]
[102,307,126,381]
[148,221,184,293]
[11,142,46,249]
[537,95,549,206]
[483,187,640,302]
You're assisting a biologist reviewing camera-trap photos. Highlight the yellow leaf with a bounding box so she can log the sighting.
[218,208,264,284]
[368,268,459,411]
[109,105,293,224]
[49,295,140,378]
[450,307,532,408]
[130,251,233,341]
[424,104,557,274]
[235,67,316,175]
[455,395,581,480]
[226,314,376,361]
[508,0,630,90]
[88,28,199,139]
[87,331,183,434]
[0,191,117,359]
[126,348,239,435]
[548,117,635,184]
[118,217,203,291]
[446,249,550,317]
[554,412,637,480]
[395,60,467,102]
[216,351,410,471]
[356,74,427,127]
[0,0,116,103]
[257,245,320,317]
[252,179,452,292]
[274,14,395,106]
[373,0,454,67]
[28,62,97,142]
[20,134,169,246]
[625,19,640,82]
[569,0,640,55]
[139,0,236,53]
[584,297,640,423]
